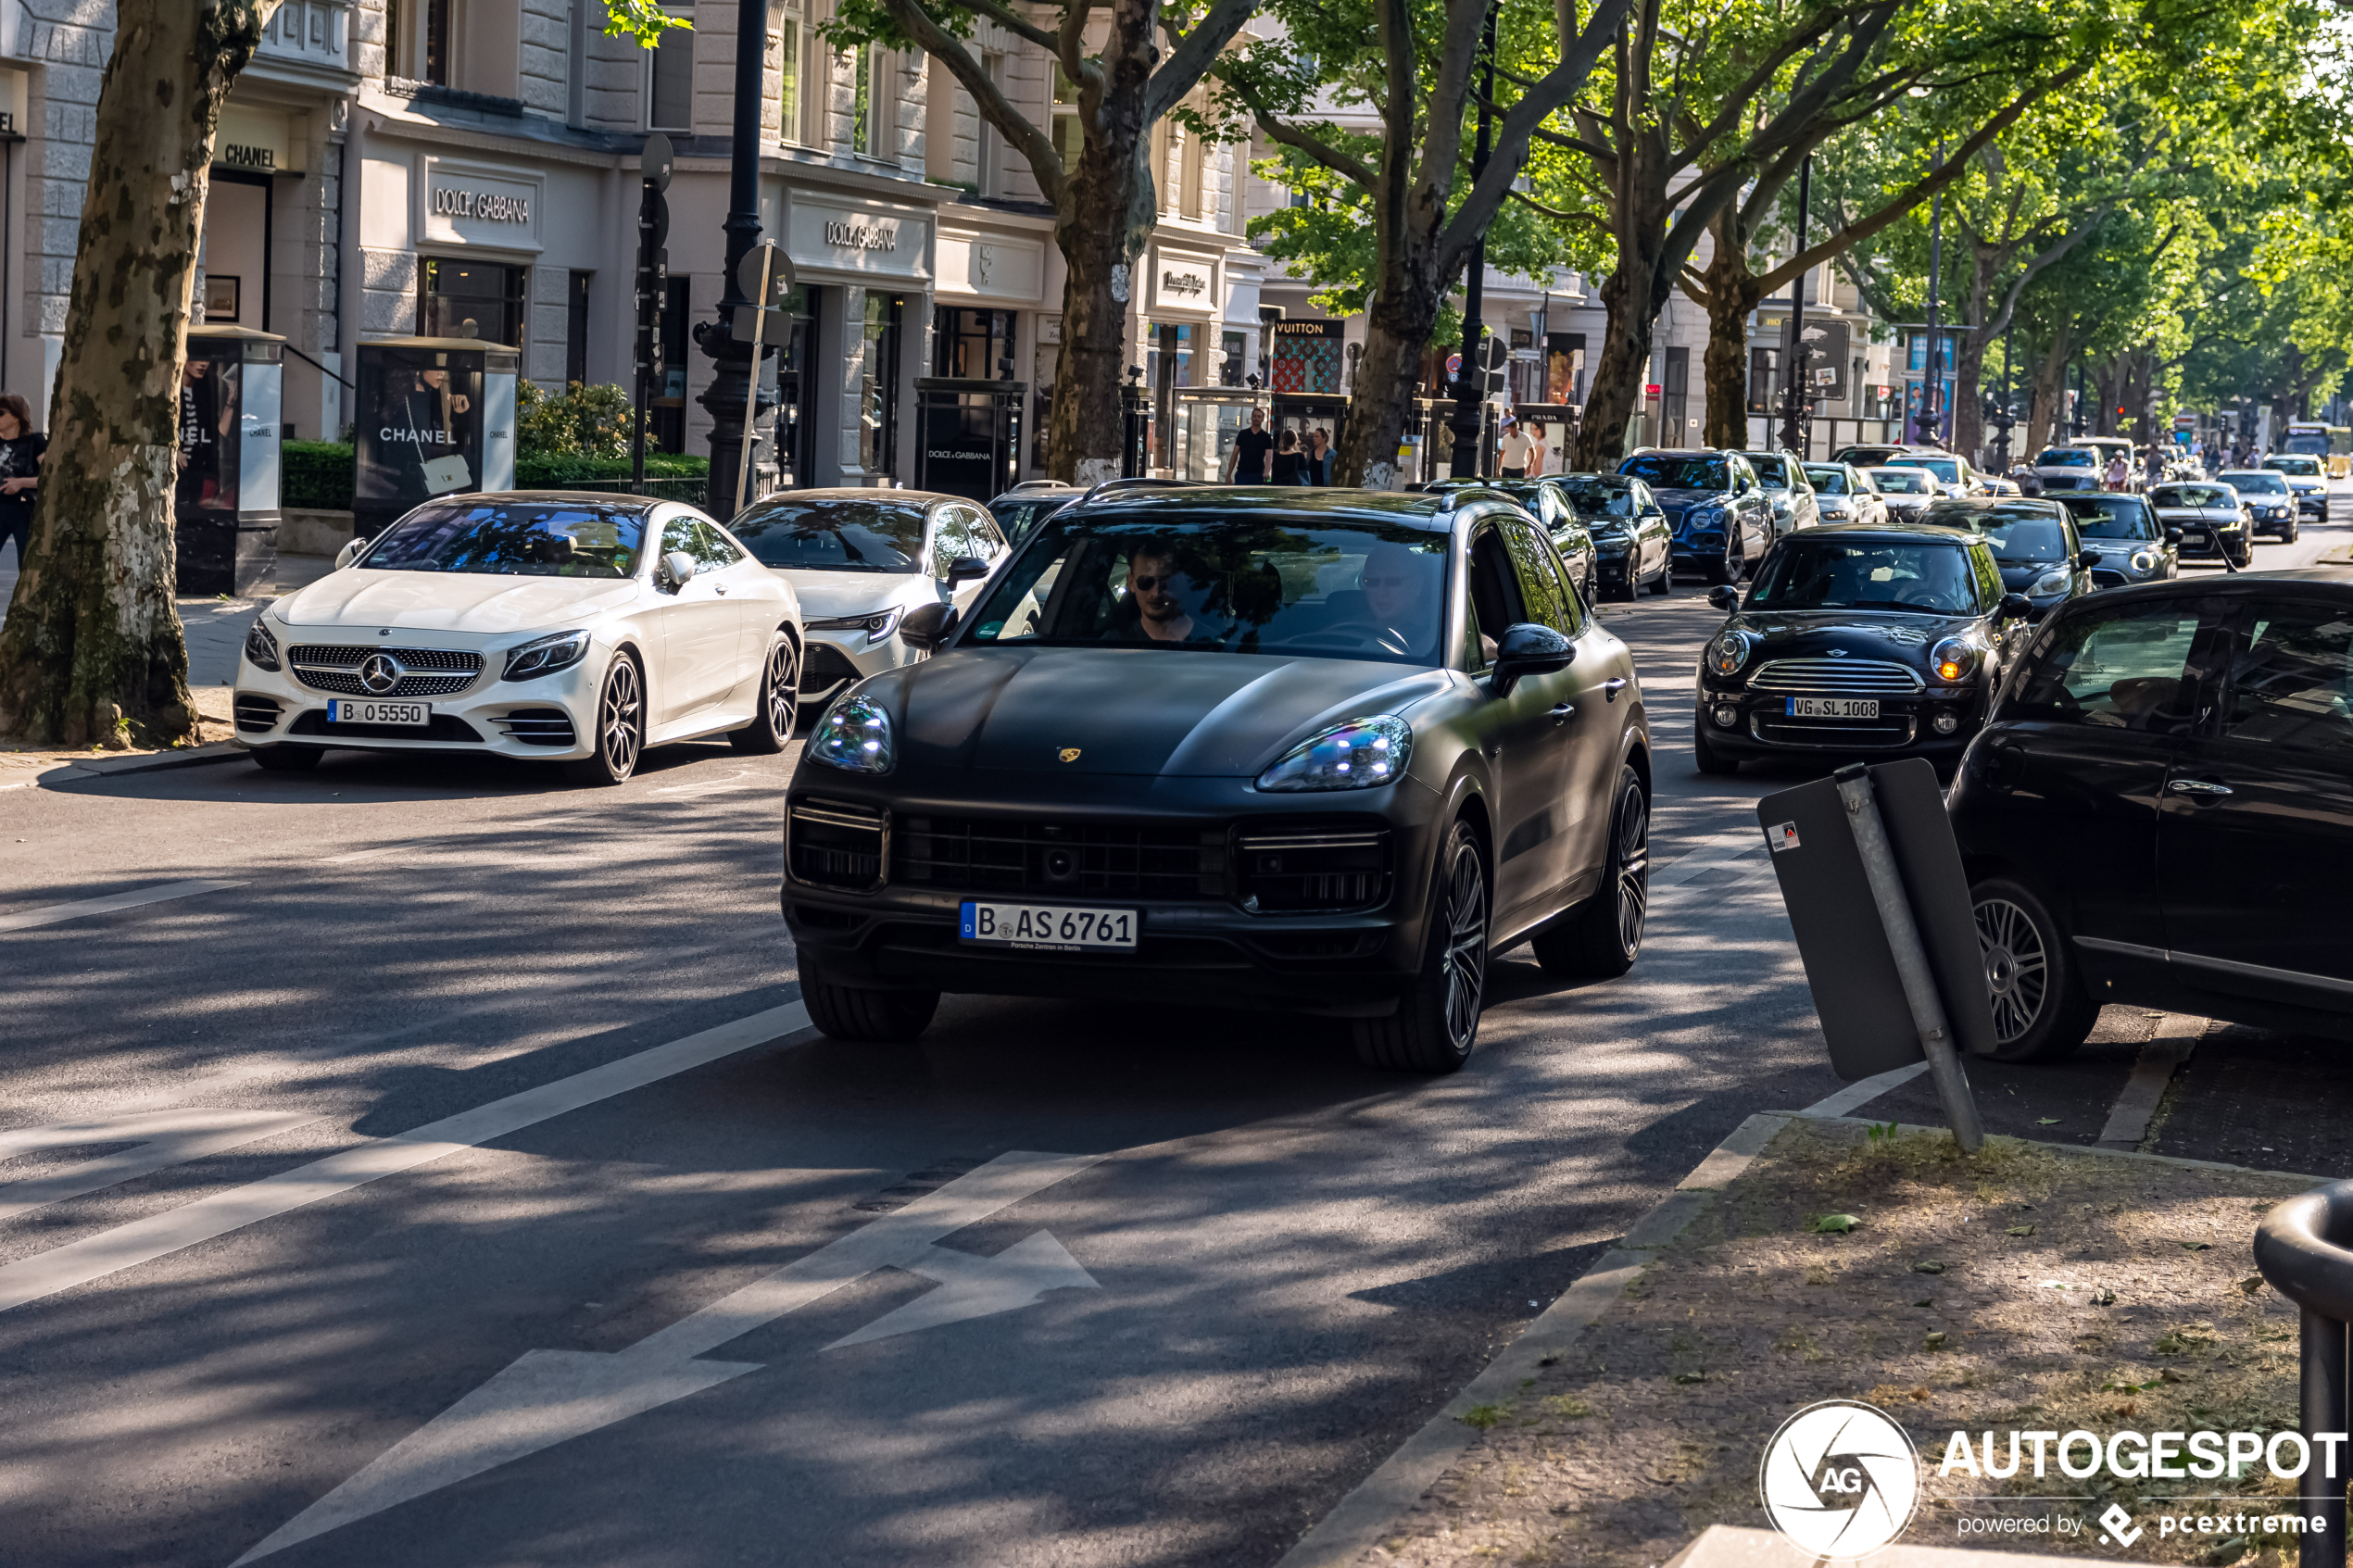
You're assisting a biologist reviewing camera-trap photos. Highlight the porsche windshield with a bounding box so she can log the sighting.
[1619,455,1729,490]
[725,498,927,572]
[1747,540,1979,614]
[363,503,645,577]
[964,516,1451,664]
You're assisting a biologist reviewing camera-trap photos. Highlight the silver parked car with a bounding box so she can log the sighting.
[1735,449,1819,537]
[1802,462,1889,527]
[1862,465,1939,520]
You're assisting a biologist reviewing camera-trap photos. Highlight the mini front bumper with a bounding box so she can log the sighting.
[1693,676,1987,758]
[231,646,605,759]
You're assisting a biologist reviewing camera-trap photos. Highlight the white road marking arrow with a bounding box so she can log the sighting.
[231,1150,1102,1565]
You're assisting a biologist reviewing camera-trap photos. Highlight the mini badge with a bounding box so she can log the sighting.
[1059,747,1082,763]
[1768,822,1801,853]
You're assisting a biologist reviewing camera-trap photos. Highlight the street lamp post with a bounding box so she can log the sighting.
[1447,3,1498,481]
[1778,152,1814,455]
[1921,139,1944,448]
[693,0,774,521]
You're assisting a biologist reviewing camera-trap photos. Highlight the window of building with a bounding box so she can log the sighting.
[933,307,1013,380]
[776,0,800,144]
[648,12,694,132]
[1661,345,1688,435]
[977,52,1002,196]
[1179,124,1203,218]
[1052,65,1083,169]
[566,271,592,386]
[850,43,881,157]
[1748,346,1776,414]
[384,0,450,83]
[861,292,904,474]
[420,259,527,348]
[1151,120,1172,212]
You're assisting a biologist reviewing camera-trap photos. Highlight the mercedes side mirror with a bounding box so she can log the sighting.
[900,601,962,651]
[2076,550,2101,571]
[1706,584,1741,611]
[1999,593,2032,621]
[658,550,697,590]
[1488,621,1575,697]
[333,537,367,571]
[944,555,991,585]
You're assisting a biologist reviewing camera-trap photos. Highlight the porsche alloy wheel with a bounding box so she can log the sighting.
[1969,877,2097,1062]
[567,656,644,786]
[1355,820,1489,1073]
[731,638,799,754]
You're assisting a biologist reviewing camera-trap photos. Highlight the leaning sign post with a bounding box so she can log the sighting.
[1757,759,1990,1151]
[728,240,795,515]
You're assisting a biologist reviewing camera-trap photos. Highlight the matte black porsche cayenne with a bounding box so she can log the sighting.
[780,488,1654,1072]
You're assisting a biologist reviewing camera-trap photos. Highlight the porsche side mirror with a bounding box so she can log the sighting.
[658,550,697,590]
[900,601,961,651]
[1706,584,1741,611]
[944,555,991,585]
[1488,621,1575,697]
[1999,593,2032,621]
[2165,527,2183,546]
[2076,550,2101,571]
[333,537,367,571]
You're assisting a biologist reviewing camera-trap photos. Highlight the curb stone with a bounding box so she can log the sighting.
[60,742,246,778]
[1273,1108,2330,1568]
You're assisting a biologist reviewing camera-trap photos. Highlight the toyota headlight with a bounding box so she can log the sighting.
[808,694,895,773]
[2130,550,2157,573]
[808,608,903,646]
[1256,715,1411,792]
[1706,629,1755,677]
[242,619,281,671]
[1930,635,1979,683]
[2029,570,2071,597]
[502,629,592,681]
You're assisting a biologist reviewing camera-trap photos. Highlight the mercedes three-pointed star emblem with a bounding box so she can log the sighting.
[359,652,404,695]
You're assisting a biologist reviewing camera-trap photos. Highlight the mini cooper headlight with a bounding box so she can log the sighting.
[1706,629,1754,677]
[2130,549,2157,573]
[242,619,281,671]
[1256,715,1412,792]
[1930,635,1979,683]
[502,629,592,682]
[808,608,903,646]
[809,694,895,774]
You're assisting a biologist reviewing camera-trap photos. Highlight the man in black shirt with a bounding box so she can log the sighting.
[1229,407,1273,483]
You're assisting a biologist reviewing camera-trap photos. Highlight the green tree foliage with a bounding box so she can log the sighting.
[516,381,648,462]
[600,0,691,46]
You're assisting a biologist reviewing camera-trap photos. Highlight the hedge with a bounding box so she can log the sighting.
[273,444,711,511]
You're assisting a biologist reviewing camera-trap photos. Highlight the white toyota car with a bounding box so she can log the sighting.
[233,492,803,784]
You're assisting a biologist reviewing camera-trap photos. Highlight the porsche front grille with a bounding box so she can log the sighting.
[1235,825,1392,912]
[1747,658,1922,696]
[788,798,889,893]
[894,816,1227,900]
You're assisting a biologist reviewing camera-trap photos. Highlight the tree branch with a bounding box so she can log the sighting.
[875,0,1067,207]
[940,0,1060,56]
[1145,0,1261,121]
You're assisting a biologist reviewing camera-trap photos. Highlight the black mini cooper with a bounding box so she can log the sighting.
[781,488,1654,1073]
[1693,522,2031,772]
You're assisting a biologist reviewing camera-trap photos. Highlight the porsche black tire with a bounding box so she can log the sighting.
[1531,765,1649,978]
[1354,819,1488,1073]
[250,744,322,772]
[1969,875,2097,1063]
[729,637,799,754]
[800,960,940,1043]
[565,653,646,786]
[1692,719,1741,775]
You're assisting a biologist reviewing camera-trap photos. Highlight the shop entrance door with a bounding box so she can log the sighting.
[912,378,1026,502]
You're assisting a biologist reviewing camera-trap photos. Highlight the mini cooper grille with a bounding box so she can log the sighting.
[1751,713,1917,748]
[789,798,888,892]
[893,817,1227,900]
[287,646,484,698]
[1235,823,1392,912]
[1747,658,1923,696]
[233,694,283,732]
[495,709,576,747]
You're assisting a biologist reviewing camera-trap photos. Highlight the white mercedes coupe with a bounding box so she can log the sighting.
[233,493,803,784]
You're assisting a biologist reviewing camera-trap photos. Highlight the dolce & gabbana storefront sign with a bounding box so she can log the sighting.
[785,195,928,282]
[418,157,545,251]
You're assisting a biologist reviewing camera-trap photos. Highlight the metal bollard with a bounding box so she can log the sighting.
[2255,1185,2353,1568]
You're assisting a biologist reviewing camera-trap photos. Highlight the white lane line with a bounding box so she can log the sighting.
[0,1110,321,1223]
[0,1000,812,1316]
[1800,1061,1930,1118]
[0,879,248,934]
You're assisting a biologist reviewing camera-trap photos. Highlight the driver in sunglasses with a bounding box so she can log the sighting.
[1115,546,1199,643]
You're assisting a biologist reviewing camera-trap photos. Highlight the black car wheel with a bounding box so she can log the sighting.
[1355,819,1488,1073]
[1582,560,1599,606]
[1692,717,1740,775]
[729,637,799,754]
[800,955,940,1043]
[1646,553,1672,595]
[1970,876,2097,1063]
[1532,765,1650,977]
[566,654,645,786]
[250,744,322,772]
[2284,520,2300,543]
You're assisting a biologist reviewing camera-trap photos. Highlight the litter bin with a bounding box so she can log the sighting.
[351,336,519,537]
[175,325,283,596]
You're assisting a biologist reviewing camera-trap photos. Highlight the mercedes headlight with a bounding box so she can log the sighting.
[808,693,894,773]
[808,608,903,646]
[1930,635,1979,683]
[1706,629,1755,677]
[502,629,592,681]
[2130,550,2157,573]
[242,619,281,671]
[2029,570,2071,597]
[1255,715,1411,792]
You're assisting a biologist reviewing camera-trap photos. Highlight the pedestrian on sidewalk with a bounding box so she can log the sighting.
[1498,416,1534,478]
[1305,427,1333,485]
[0,394,44,571]
[1271,428,1307,484]
[1227,407,1273,483]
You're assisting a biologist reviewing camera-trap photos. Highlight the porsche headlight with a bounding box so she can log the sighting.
[808,608,902,646]
[2029,570,2072,597]
[808,694,895,774]
[1706,629,1755,677]
[501,629,592,681]
[1930,635,1979,683]
[1255,715,1411,792]
[242,619,281,671]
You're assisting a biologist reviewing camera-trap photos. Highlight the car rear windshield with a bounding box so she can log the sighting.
[2221,472,2289,495]
[1747,540,1980,614]
[963,515,1451,665]
[724,498,928,572]
[2153,484,2235,508]
[362,502,645,577]
[2038,449,2095,467]
[1737,456,1792,489]
[988,495,1074,548]
[1869,469,1931,493]
[1888,457,1960,483]
[2267,457,2323,476]
[1558,478,1638,518]
[2057,496,2160,540]
[1964,507,2070,563]
[1619,455,1728,490]
[1804,468,1854,495]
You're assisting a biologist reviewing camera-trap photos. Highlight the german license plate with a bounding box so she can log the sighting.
[959,901,1137,953]
[1787,697,1880,720]
[326,698,429,727]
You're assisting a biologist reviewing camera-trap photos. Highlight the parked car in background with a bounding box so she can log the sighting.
[2217,470,2298,541]
[1881,452,1982,498]
[780,487,1655,1073]
[1424,477,1600,603]
[1691,521,2032,774]
[1804,462,1890,527]
[1863,465,1939,520]
[1735,449,1821,538]
[2032,446,2102,494]
[987,481,1081,549]
[2152,481,2256,565]
[727,489,1008,709]
[238,494,805,784]
[2052,493,2179,588]
[1948,568,2353,1061]
[1617,449,1776,583]
[1830,442,1931,469]
[1556,472,1674,600]
[2261,454,2332,523]
[1921,496,2097,621]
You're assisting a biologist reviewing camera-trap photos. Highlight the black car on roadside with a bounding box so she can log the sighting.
[781,487,1655,1073]
[1617,449,1776,583]
[1949,569,2353,1062]
[1919,496,2097,620]
[1555,473,1674,600]
[2051,493,2178,588]
[987,481,1082,548]
[1692,522,2032,774]
[1423,477,1598,603]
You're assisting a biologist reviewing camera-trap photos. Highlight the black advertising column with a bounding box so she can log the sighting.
[693,0,773,521]
[632,132,672,491]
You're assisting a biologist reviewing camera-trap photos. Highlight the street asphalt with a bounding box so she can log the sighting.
[0,486,2347,1567]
